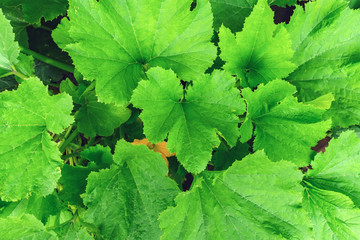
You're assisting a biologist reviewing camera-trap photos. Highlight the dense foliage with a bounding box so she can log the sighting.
[1,0,360,239]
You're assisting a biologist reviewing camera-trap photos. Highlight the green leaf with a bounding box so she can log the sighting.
[1,5,30,48]
[0,77,73,201]
[0,214,57,240]
[52,18,73,50]
[211,141,250,170]
[75,92,131,138]
[0,8,19,77]
[0,76,17,92]
[132,67,245,173]
[65,0,216,105]
[285,0,360,127]
[349,0,360,9]
[15,53,34,77]
[218,0,295,88]
[55,224,93,240]
[0,193,62,224]
[60,79,131,138]
[240,79,331,166]
[159,151,312,239]
[81,145,113,170]
[22,0,69,24]
[305,131,360,207]
[303,184,360,240]
[58,165,91,205]
[82,140,180,240]
[210,0,297,32]
[301,131,360,238]
[34,60,64,85]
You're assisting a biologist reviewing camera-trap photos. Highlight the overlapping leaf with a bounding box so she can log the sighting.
[1,5,30,47]
[0,77,73,201]
[0,193,62,224]
[60,79,131,138]
[286,0,360,127]
[0,0,69,24]
[64,0,216,105]
[132,67,245,173]
[82,140,180,240]
[303,131,360,239]
[210,0,297,32]
[0,214,57,239]
[240,79,331,165]
[218,0,295,88]
[160,151,312,239]
[304,131,360,207]
[0,8,19,77]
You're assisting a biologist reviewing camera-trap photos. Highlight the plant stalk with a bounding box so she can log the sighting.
[19,46,74,73]
[59,128,80,153]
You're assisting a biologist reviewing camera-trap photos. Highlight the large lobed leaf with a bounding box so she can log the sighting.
[160,151,312,239]
[210,0,297,32]
[218,0,295,88]
[286,0,360,127]
[303,131,360,239]
[132,67,245,173]
[63,0,217,105]
[60,79,131,138]
[0,77,73,201]
[240,79,331,166]
[82,140,180,240]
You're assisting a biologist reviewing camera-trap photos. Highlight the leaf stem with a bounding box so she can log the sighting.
[61,152,81,160]
[0,71,15,79]
[12,70,27,82]
[59,128,80,153]
[19,46,74,73]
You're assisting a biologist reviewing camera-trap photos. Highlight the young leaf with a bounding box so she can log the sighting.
[240,79,331,166]
[0,8,19,77]
[0,77,73,201]
[0,214,57,239]
[132,67,245,173]
[64,0,216,105]
[159,151,312,239]
[210,0,297,32]
[286,0,360,127]
[218,0,295,88]
[82,140,180,240]
[81,145,113,170]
